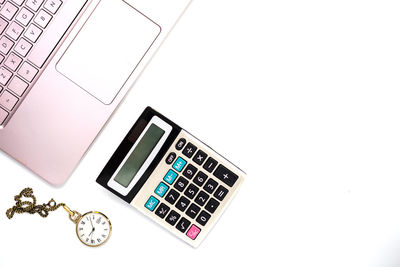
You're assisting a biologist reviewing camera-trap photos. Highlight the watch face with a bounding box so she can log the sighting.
[76,211,111,247]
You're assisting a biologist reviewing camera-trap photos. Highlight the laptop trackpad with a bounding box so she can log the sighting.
[56,0,161,105]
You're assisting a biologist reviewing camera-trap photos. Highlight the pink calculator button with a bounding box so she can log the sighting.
[186,225,201,240]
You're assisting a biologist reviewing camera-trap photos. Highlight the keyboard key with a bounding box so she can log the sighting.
[144,196,159,211]
[44,0,62,14]
[186,225,201,240]
[172,157,186,172]
[174,177,189,192]
[0,107,8,125]
[175,196,190,212]
[0,67,12,85]
[193,150,208,166]
[186,203,200,219]
[0,36,14,54]
[193,171,208,187]
[165,189,180,205]
[16,7,34,26]
[0,90,18,111]
[163,169,178,185]
[6,21,24,40]
[176,217,191,233]
[214,164,239,187]
[0,17,8,34]
[154,182,169,198]
[203,157,218,173]
[5,52,22,71]
[8,76,28,96]
[0,54,4,64]
[26,0,44,12]
[184,184,199,199]
[25,24,42,42]
[34,9,52,28]
[165,210,180,226]
[194,191,209,207]
[18,62,38,82]
[205,198,220,214]
[182,142,197,158]
[175,138,186,150]
[14,38,32,57]
[165,152,176,164]
[155,203,170,219]
[183,164,197,179]
[1,2,18,20]
[196,211,211,226]
[204,178,218,194]
[214,185,229,201]
[12,0,25,6]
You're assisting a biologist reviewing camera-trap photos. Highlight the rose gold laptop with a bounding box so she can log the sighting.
[0,0,191,185]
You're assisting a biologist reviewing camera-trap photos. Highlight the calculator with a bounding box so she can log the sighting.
[96,107,245,247]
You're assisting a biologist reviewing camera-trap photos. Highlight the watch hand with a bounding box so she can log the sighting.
[89,217,94,228]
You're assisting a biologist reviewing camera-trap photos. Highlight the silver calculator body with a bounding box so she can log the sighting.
[96,107,245,247]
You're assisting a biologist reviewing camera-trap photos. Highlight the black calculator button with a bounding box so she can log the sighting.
[194,191,209,206]
[184,184,199,199]
[165,152,176,165]
[196,211,211,226]
[204,178,218,194]
[176,196,190,212]
[214,164,239,187]
[175,138,186,151]
[165,189,180,205]
[155,203,170,219]
[193,171,208,187]
[214,185,229,201]
[205,198,220,214]
[203,157,218,173]
[193,150,208,166]
[174,177,189,192]
[166,210,181,226]
[183,164,197,179]
[182,142,197,158]
[176,217,191,233]
[186,203,201,219]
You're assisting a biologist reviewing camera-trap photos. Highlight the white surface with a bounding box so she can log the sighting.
[1,0,400,266]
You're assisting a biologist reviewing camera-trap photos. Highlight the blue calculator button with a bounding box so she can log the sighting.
[155,182,169,197]
[145,196,159,211]
[164,170,178,185]
[173,157,187,172]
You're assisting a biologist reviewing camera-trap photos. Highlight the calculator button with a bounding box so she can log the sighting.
[183,164,197,179]
[194,191,209,206]
[184,184,199,199]
[205,198,220,214]
[176,196,190,212]
[164,170,178,185]
[182,142,197,158]
[173,157,187,172]
[174,177,189,192]
[175,138,186,151]
[176,217,191,233]
[165,189,180,205]
[186,203,201,219]
[145,196,159,211]
[155,182,169,197]
[165,210,181,226]
[186,225,201,240]
[165,152,176,165]
[214,185,229,201]
[193,171,208,187]
[155,203,170,219]
[193,150,208,166]
[196,211,211,226]
[214,164,239,187]
[203,157,218,173]
[204,178,218,194]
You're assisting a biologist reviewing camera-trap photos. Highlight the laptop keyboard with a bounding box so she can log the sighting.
[0,0,65,126]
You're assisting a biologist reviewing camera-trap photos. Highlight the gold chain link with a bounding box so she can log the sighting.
[6,188,65,219]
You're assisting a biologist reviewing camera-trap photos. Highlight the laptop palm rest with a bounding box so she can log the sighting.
[56,0,161,105]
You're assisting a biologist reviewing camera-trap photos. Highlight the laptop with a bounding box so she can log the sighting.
[0,0,191,185]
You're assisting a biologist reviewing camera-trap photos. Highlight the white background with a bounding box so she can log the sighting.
[1,0,400,266]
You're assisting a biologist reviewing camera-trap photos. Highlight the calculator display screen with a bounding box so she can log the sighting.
[114,124,165,187]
